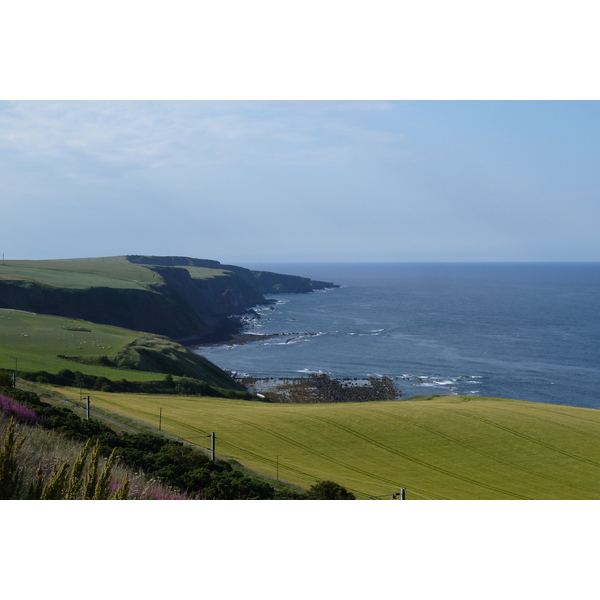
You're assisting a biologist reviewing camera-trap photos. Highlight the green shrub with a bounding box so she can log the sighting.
[307,480,355,500]
[0,371,13,388]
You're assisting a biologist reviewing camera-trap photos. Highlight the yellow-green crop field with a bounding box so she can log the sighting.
[55,388,600,499]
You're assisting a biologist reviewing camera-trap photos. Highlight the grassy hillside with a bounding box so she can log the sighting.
[0,309,239,388]
[51,390,600,500]
[0,256,232,290]
[0,410,191,499]
[0,256,160,289]
[0,309,155,380]
[112,335,242,388]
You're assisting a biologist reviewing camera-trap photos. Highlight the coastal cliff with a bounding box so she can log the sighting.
[127,255,337,343]
[0,255,337,343]
[126,255,336,295]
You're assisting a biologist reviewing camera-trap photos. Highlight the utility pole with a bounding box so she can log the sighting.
[211,432,215,462]
[86,396,91,420]
[392,488,406,500]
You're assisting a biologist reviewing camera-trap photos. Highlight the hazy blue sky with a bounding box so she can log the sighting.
[2,100,599,263]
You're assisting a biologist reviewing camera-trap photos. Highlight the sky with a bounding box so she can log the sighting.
[1,100,599,263]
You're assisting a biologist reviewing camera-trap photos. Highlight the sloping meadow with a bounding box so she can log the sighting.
[54,390,600,500]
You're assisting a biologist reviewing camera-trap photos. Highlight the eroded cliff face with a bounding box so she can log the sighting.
[127,255,222,270]
[0,273,266,342]
[0,281,207,339]
[149,265,268,341]
[244,269,334,294]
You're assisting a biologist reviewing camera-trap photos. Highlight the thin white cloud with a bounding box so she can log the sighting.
[1,100,599,262]
[0,101,410,171]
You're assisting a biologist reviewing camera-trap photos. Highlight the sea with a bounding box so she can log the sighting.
[196,263,600,410]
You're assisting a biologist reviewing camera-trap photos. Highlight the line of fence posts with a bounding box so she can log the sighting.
[60,399,406,498]
[75,401,406,498]
[155,408,215,461]
[151,409,406,496]
[74,402,407,497]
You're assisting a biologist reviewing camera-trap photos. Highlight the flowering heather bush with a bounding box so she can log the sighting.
[0,394,41,426]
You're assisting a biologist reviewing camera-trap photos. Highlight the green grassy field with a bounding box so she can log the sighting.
[53,389,600,499]
[0,256,161,289]
[0,309,160,380]
[0,256,230,290]
[175,265,231,280]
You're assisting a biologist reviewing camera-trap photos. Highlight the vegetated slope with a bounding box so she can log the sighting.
[0,309,153,379]
[0,308,240,389]
[0,255,336,342]
[0,256,159,289]
[112,336,240,388]
[0,387,307,500]
[53,390,600,500]
[0,410,190,499]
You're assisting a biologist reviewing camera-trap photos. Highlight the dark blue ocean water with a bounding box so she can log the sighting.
[196,263,600,409]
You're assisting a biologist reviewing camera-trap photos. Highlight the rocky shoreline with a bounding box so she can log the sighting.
[191,329,327,349]
[236,373,403,403]
[191,331,283,348]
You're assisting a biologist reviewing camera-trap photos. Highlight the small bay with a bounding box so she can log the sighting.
[196,263,600,409]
